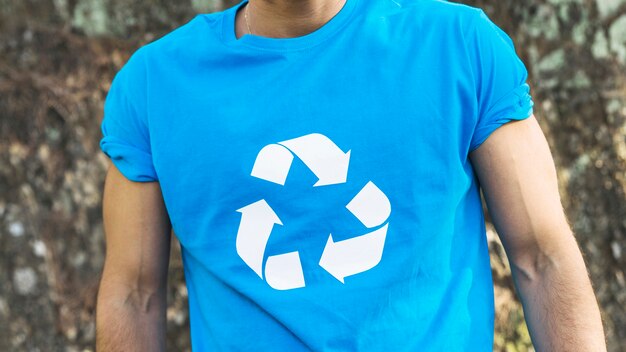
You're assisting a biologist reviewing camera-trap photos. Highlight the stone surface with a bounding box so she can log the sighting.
[13,268,37,295]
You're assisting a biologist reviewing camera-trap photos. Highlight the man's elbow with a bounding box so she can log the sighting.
[111,284,164,314]
[95,270,168,351]
[97,267,167,315]
[504,227,582,285]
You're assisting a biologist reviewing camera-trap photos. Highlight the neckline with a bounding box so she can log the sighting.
[220,0,360,51]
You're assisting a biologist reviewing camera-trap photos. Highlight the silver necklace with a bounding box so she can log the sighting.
[244,1,253,35]
[244,0,346,36]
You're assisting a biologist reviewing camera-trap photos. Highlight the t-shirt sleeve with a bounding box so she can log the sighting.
[99,48,159,182]
[467,9,535,152]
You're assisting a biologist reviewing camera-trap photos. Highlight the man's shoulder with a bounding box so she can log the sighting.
[112,10,225,88]
[383,0,482,27]
[415,0,479,12]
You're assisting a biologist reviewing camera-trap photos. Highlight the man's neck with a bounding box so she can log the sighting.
[234,0,346,39]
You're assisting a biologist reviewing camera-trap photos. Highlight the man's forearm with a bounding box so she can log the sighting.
[96,282,167,351]
[511,231,606,352]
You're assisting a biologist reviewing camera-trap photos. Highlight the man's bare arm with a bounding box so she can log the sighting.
[469,115,606,351]
[96,164,172,351]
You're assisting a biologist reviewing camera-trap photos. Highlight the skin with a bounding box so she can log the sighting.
[469,115,606,351]
[234,0,347,39]
[96,165,171,351]
[95,1,607,350]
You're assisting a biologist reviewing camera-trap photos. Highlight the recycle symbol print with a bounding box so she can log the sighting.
[235,133,391,290]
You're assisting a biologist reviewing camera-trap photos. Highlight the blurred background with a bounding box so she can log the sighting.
[0,0,624,351]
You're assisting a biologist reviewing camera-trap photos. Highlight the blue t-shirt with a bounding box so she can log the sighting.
[100,0,534,350]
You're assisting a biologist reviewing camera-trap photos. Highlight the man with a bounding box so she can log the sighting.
[96,0,606,350]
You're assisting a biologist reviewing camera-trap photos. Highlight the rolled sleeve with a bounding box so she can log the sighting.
[99,48,158,182]
[468,10,535,152]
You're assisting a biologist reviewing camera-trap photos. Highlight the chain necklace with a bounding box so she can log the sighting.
[244,0,346,36]
[244,1,253,35]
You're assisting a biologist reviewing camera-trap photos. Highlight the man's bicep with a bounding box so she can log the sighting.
[101,163,172,291]
[469,115,572,266]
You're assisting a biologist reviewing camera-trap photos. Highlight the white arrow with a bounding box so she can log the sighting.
[235,199,283,278]
[265,252,306,290]
[346,181,391,228]
[319,223,389,283]
[278,133,351,187]
[250,144,294,185]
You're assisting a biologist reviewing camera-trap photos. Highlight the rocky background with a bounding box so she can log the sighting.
[0,0,624,351]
